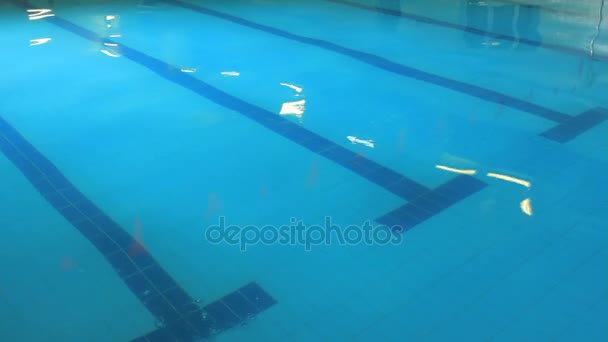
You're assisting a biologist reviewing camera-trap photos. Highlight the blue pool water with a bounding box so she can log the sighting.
[1,0,607,341]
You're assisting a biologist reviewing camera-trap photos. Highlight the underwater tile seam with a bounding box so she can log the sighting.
[0,116,277,341]
[162,0,608,143]
[326,0,608,63]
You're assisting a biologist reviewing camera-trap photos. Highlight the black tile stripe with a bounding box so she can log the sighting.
[133,282,277,341]
[0,116,277,341]
[376,175,488,233]
[5,1,494,340]
[4,3,496,338]
[13,2,431,203]
[6,0,488,235]
[540,107,608,143]
[326,0,608,62]
[162,0,569,124]
[0,117,193,325]
[161,0,607,143]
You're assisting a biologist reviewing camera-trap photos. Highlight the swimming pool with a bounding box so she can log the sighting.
[1,0,607,340]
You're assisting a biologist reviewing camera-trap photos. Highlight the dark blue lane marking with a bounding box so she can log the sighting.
[0,116,277,341]
[37,14,431,202]
[326,0,608,62]
[540,107,608,143]
[376,175,488,233]
[162,0,608,143]
[162,0,568,124]
[133,282,277,341]
[8,0,488,225]
[5,6,489,339]
[28,7,489,233]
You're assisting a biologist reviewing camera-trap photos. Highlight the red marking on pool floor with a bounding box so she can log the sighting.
[129,218,146,256]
